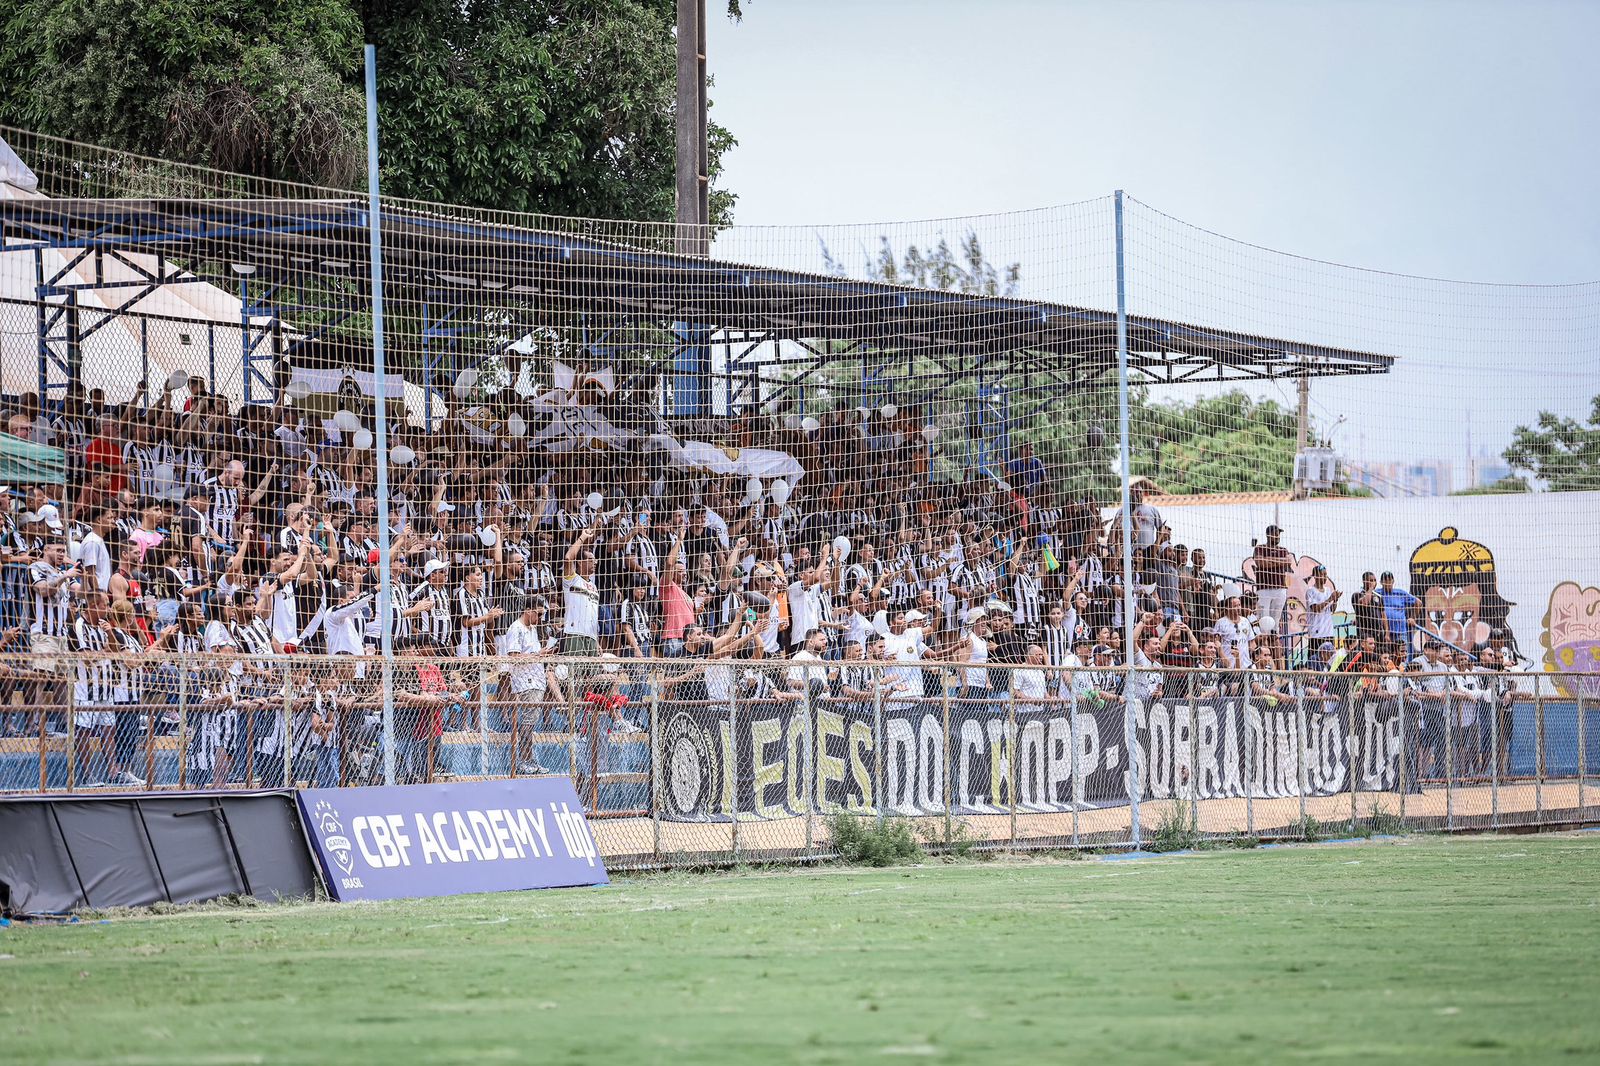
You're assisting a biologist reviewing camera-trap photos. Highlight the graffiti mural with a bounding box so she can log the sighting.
[1408,526,1517,655]
[1541,582,1600,699]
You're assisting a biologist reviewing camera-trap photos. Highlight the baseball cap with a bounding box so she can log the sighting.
[35,502,63,531]
[1311,563,1326,574]
[1092,643,1113,656]
[985,599,1014,615]
[964,607,988,625]
[422,559,448,578]
[435,502,456,513]
[1266,524,1284,535]
[904,609,927,622]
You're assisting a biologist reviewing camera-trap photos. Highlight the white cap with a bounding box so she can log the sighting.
[36,502,63,531]
[904,609,927,622]
[984,599,1014,615]
[423,559,449,578]
[964,607,988,625]
[435,502,456,513]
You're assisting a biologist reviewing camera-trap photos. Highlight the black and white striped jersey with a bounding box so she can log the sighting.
[29,561,71,637]
[72,618,114,706]
[454,585,491,658]
[204,477,242,546]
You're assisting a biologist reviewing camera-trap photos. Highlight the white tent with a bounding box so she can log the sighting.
[0,149,270,406]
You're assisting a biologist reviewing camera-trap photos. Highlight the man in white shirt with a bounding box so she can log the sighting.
[1011,643,1050,707]
[1212,596,1253,670]
[787,627,830,697]
[561,524,602,660]
[74,507,115,593]
[877,608,934,706]
[1303,564,1338,646]
[504,598,556,774]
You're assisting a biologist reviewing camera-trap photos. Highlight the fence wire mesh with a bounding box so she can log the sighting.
[0,123,1596,869]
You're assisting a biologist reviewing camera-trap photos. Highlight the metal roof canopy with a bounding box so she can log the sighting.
[1,195,1395,396]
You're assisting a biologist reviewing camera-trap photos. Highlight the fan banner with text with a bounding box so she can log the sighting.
[657,695,1424,821]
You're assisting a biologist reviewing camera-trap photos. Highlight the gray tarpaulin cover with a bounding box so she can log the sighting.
[0,791,318,915]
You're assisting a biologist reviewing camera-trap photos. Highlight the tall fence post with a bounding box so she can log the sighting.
[1113,188,1140,849]
[365,43,397,788]
[281,660,294,789]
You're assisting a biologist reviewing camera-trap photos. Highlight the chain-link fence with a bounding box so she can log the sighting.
[2,653,1592,868]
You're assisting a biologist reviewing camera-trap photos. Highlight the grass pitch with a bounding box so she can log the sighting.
[5,835,1599,1065]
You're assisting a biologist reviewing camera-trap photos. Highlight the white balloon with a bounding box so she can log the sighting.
[800,416,820,433]
[165,369,189,391]
[832,535,851,562]
[586,492,604,510]
[452,369,479,400]
[770,478,791,506]
[333,409,361,432]
[881,404,899,419]
[479,525,499,548]
[921,424,941,442]
[284,380,313,401]
[1256,614,1278,635]
[352,428,374,450]
[855,406,870,422]
[391,444,416,465]
[745,477,763,503]
[506,413,527,437]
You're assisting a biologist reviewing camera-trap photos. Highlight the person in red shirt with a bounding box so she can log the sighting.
[82,414,127,496]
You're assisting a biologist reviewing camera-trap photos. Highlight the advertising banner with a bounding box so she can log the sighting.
[658,695,1409,821]
[297,778,608,902]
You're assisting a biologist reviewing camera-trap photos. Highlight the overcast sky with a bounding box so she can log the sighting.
[706,0,1600,477]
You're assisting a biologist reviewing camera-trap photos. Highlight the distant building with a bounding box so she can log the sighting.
[1348,459,1456,498]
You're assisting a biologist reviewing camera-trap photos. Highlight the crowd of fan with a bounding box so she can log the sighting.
[0,379,1526,788]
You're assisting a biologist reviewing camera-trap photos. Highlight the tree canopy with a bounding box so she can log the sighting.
[0,0,737,221]
[1502,393,1600,492]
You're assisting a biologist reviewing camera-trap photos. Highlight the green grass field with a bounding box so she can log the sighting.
[5,834,1599,1065]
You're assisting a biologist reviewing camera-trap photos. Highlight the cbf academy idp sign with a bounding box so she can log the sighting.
[297,778,608,901]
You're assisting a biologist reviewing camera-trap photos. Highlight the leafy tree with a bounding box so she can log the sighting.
[0,0,738,221]
[823,234,1021,296]
[0,0,367,187]
[1502,394,1600,492]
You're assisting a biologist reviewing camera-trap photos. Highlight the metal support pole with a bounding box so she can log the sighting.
[1490,679,1500,829]
[803,685,815,858]
[1113,190,1140,848]
[1534,675,1545,826]
[650,679,662,862]
[730,680,741,861]
[365,44,397,787]
[1190,684,1201,837]
[177,660,189,791]
[478,663,490,779]
[282,661,293,789]
[872,679,885,828]
[1243,691,1255,837]
[1397,688,1408,826]
[1007,687,1018,848]
[1069,673,1081,848]
[941,668,953,847]
[65,680,76,793]
[1578,689,1587,820]
[1347,687,1358,829]
[1295,683,1309,829]
[1444,691,1456,831]
[674,0,709,256]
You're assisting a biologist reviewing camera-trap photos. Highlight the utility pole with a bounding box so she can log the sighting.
[1295,371,1309,453]
[675,0,709,256]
